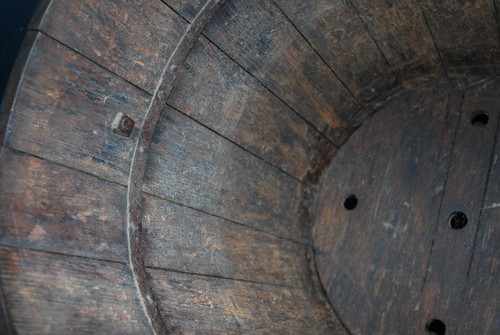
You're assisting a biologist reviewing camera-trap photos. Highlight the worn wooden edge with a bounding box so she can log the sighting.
[0,266,15,335]
[0,32,39,146]
[126,1,228,334]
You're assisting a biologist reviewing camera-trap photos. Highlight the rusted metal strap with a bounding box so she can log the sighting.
[126,1,227,334]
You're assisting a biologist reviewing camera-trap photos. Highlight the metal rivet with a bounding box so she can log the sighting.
[111,112,135,137]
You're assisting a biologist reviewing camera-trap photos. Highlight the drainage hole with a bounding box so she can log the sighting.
[448,211,468,230]
[425,319,446,335]
[343,194,358,210]
[471,111,489,126]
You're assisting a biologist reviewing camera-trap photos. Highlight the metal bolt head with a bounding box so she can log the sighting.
[112,112,135,137]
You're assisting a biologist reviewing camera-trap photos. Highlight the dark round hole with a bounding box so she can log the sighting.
[425,319,446,335]
[343,194,358,210]
[448,211,468,230]
[471,111,489,126]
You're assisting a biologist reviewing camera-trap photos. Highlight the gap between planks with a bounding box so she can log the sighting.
[0,244,310,291]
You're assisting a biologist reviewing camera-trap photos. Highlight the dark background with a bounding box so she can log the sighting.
[1,0,41,102]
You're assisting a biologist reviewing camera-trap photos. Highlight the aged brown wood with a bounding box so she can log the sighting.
[348,0,446,84]
[0,147,311,289]
[32,0,188,93]
[415,78,500,334]
[313,79,465,334]
[144,106,308,242]
[419,0,500,75]
[167,36,336,182]
[457,91,500,334]
[1,0,500,334]
[4,32,150,185]
[272,0,400,104]
[201,0,366,145]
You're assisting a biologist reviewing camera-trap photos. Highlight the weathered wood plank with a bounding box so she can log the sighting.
[33,0,187,93]
[0,246,343,334]
[149,267,344,334]
[349,0,445,84]
[200,0,364,145]
[415,78,499,334]
[0,148,128,262]
[144,106,308,242]
[313,79,463,334]
[420,0,500,74]
[168,36,336,183]
[4,33,150,185]
[0,246,149,335]
[456,207,500,335]
[142,194,311,288]
[162,0,206,21]
[0,148,312,288]
[457,93,500,334]
[272,0,399,103]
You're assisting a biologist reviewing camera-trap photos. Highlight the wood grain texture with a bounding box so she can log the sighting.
[0,147,313,289]
[457,90,500,334]
[201,0,364,145]
[0,246,150,335]
[313,79,464,334]
[272,0,399,104]
[144,106,308,242]
[149,267,344,334]
[0,148,127,263]
[167,36,336,182]
[420,0,500,74]
[415,78,500,334]
[349,0,445,84]
[142,194,311,289]
[3,33,150,185]
[33,0,187,93]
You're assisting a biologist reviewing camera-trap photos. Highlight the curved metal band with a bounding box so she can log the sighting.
[126,1,227,334]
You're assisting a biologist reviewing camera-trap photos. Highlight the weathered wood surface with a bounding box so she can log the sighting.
[349,0,445,84]
[0,148,127,263]
[420,0,500,74]
[0,246,150,335]
[167,36,336,182]
[416,78,500,333]
[0,245,344,334]
[201,0,365,145]
[457,89,500,334]
[144,106,308,242]
[0,147,312,288]
[3,32,150,185]
[32,0,187,93]
[313,79,464,334]
[272,0,399,104]
[149,267,345,335]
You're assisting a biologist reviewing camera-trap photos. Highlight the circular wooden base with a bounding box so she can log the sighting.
[313,77,500,334]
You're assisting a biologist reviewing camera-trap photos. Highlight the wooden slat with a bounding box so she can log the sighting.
[167,36,336,182]
[200,0,363,145]
[144,106,308,242]
[0,246,149,335]
[33,0,187,93]
[142,194,311,288]
[313,79,463,334]
[419,0,500,74]
[0,148,312,288]
[349,0,445,84]
[415,78,500,334]
[162,0,205,21]
[4,33,150,185]
[0,148,127,262]
[0,246,343,334]
[149,267,344,334]
[457,95,500,334]
[457,208,500,335]
[272,0,399,103]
